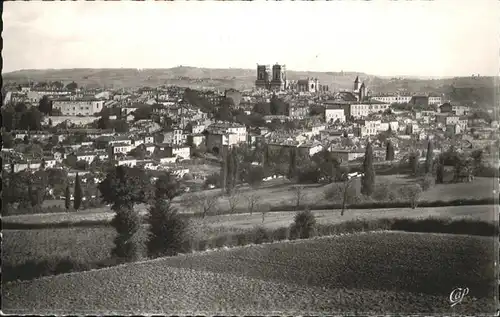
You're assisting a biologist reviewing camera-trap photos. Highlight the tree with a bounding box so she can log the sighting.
[471,149,484,170]
[361,142,375,196]
[225,148,239,194]
[227,190,241,214]
[245,166,264,188]
[38,96,52,115]
[65,184,71,211]
[399,184,423,209]
[386,141,395,161]
[288,147,297,180]
[154,172,182,201]
[2,132,14,148]
[112,119,129,133]
[289,209,317,240]
[147,177,188,257]
[133,105,153,121]
[129,145,147,160]
[425,140,434,174]
[292,185,307,210]
[66,81,78,91]
[436,156,445,184]
[185,192,219,218]
[73,173,83,210]
[311,149,340,183]
[372,182,397,202]
[409,152,419,176]
[245,193,260,215]
[98,166,151,260]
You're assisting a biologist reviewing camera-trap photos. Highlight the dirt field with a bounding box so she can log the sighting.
[3,232,496,315]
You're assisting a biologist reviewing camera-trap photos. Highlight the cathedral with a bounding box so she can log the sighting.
[255,63,328,93]
[255,64,287,91]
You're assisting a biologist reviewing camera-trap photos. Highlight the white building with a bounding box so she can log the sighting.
[52,98,105,116]
[325,108,346,123]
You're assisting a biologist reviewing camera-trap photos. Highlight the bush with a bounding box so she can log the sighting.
[271,227,289,241]
[419,174,435,191]
[253,226,272,244]
[397,184,423,208]
[289,209,317,240]
[297,166,321,184]
[323,182,361,205]
[147,200,190,257]
[372,182,397,202]
[235,232,252,246]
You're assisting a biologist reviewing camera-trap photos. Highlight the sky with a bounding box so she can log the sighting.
[3,0,500,77]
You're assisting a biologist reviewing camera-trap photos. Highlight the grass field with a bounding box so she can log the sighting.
[3,232,496,314]
[6,176,496,226]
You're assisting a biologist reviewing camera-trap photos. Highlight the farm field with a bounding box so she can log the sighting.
[4,204,495,271]
[3,232,496,314]
[5,176,496,226]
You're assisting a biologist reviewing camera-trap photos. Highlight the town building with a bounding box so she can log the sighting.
[52,98,105,116]
[324,107,346,123]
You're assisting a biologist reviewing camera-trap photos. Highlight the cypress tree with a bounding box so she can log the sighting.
[385,141,395,161]
[409,152,419,176]
[361,141,375,196]
[425,140,434,174]
[436,157,444,184]
[288,146,297,180]
[65,184,71,211]
[73,173,82,210]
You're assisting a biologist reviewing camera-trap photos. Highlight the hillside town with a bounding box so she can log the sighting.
[2,65,499,208]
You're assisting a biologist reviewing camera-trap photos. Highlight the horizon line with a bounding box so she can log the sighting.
[2,66,496,80]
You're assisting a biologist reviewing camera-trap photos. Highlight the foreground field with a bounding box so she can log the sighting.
[3,232,496,314]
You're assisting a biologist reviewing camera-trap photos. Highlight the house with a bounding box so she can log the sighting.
[206,133,240,154]
[324,107,346,124]
[117,157,138,167]
[45,116,99,127]
[297,141,324,157]
[288,105,309,119]
[353,120,381,137]
[439,103,470,116]
[311,124,326,135]
[378,121,399,132]
[328,149,366,163]
[158,157,177,165]
[446,124,462,137]
[189,123,206,135]
[95,136,132,149]
[74,151,98,164]
[109,143,135,157]
[187,134,205,147]
[436,114,460,127]
[52,98,105,116]
[206,122,247,144]
[162,128,187,146]
[155,143,190,160]
[371,94,412,104]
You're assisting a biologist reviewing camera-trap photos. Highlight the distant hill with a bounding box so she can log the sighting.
[2,67,375,91]
[3,67,498,108]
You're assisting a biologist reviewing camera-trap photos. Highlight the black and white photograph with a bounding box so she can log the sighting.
[1,0,499,315]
